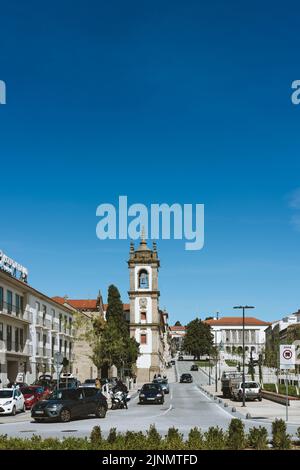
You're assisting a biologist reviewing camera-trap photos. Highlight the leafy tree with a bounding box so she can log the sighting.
[183,318,214,360]
[174,321,182,326]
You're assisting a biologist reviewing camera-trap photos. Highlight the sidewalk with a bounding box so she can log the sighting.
[201,380,300,425]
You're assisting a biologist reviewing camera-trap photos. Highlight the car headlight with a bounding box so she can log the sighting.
[27,396,34,401]
[156,393,162,397]
[4,400,12,406]
[139,393,145,397]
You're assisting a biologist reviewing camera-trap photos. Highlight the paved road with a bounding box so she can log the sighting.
[0,360,299,439]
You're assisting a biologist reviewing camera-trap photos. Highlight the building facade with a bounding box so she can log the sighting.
[265,310,300,368]
[204,317,270,359]
[169,325,186,352]
[128,239,169,383]
[0,256,75,386]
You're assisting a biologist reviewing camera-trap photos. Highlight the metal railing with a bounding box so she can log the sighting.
[0,301,32,322]
[0,340,32,355]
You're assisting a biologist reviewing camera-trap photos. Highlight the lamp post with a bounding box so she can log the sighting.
[233,305,255,407]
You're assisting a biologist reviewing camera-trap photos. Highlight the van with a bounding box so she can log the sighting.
[232,381,262,402]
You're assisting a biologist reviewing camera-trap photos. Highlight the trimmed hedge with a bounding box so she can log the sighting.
[0,419,298,450]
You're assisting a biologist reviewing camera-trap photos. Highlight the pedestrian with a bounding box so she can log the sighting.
[95,378,101,389]
[154,373,157,379]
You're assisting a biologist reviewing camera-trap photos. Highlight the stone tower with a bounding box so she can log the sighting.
[128,236,161,383]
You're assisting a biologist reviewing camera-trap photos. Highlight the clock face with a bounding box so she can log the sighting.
[139,298,147,308]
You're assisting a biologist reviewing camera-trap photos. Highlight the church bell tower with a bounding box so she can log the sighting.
[128,235,161,383]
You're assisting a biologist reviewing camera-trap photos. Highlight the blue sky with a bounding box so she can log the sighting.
[1,1,300,323]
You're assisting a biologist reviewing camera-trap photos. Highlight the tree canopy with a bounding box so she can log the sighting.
[183,318,214,360]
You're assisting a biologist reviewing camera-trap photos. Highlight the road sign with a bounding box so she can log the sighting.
[280,345,295,369]
[54,352,63,364]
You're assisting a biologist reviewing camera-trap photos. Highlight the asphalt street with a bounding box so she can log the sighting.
[0,360,299,439]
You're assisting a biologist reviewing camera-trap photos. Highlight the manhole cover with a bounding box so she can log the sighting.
[61,430,78,433]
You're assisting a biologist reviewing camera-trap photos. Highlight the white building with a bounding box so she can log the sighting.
[204,316,270,359]
[0,251,75,386]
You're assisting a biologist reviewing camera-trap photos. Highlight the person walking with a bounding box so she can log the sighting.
[95,378,101,389]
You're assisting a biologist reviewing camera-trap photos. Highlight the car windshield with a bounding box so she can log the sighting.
[0,390,13,399]
[48,389,77,400]
[142,384,161,391]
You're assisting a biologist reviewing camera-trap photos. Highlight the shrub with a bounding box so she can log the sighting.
[90,426,102,448]
[247,426,269,450]
[204,426,226,450]
[164,427,185,449]
[297,427,300,442]
[227,419,245,450]
[146,425,162,449]
[107,427,117,444]
[272,419,291,450]
[186,427,204,449]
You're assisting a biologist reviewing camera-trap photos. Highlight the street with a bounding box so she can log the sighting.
[0,360,299,439]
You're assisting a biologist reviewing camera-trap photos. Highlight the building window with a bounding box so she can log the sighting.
[225,331,230,342]
[42,305,47,326]
[251,330,256,343]
[15,294,20,315]
[20,328,24,350]
[59,338,62,353]
[15,328,19,352]
[140,333,147,344]
[140,311,147,322]
[51,308,55,329]
[69,318,72,335]
[51,337,55,357]
[43,334,47,356]
[138,270,149,289]
[64,340,67,356]
[59,314,62,332]
[64,316,67,333]
[7,290,13,313]
[7,325,12,350]
[0,322,3,340]
[36,332,40,354]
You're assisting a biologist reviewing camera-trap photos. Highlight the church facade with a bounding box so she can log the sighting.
[128,238,170,383]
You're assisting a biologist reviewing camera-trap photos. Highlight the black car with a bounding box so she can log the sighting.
[191,364,199,371]
[31,387,107,422]
[180,373,193,383]
[139,383,164,405]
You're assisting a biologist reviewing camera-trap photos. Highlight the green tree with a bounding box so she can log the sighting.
[174,321,182,326]
[183,318,214,360]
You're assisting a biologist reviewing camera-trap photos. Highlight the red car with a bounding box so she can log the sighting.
[20,386,48,409]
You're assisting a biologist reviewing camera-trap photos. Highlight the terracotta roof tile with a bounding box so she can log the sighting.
[52,297,130,311]
[170,326,186,330]
[204,317,270,326]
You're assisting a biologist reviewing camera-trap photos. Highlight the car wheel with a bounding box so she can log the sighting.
[258,397,262,402]
[11,406,16,416]
[96,405,106,418]
[60,408,71,422]
[34,418,43,423]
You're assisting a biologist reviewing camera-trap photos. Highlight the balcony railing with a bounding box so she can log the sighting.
[0,301,32,322]
[35,347,51,358]
[0,339,32,355]
[36,315,51,329]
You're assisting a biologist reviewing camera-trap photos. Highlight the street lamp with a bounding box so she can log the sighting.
[233,305,255,407]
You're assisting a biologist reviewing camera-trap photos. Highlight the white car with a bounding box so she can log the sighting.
[0,388,26,415]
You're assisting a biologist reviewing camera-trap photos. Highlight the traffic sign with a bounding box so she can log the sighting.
[54,352,63,364]
[280,345,295,369]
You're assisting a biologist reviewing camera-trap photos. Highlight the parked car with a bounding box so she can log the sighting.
[31,387,108,422]
[83,379,96,388]
[152,378,170,394]
[180,373,193,383]
[0,388,26,415]
[139,383,164,405]
[191,364,198,371]
[20,386,47,409]
[232,381,262,402]
[178,355,184,361]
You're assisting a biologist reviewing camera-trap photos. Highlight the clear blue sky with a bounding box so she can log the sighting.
[1,1,300,324]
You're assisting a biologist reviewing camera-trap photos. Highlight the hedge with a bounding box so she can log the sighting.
[0,419,299,450]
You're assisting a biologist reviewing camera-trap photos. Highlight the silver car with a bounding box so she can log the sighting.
[153,378,169,394]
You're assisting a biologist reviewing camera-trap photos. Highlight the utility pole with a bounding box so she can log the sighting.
[233,305,255,407]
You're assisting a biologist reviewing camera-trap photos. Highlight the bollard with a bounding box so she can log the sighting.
[246,413,251,419]
[224,402,228,407]
[218,399,222,404]
[231,407,236,412]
